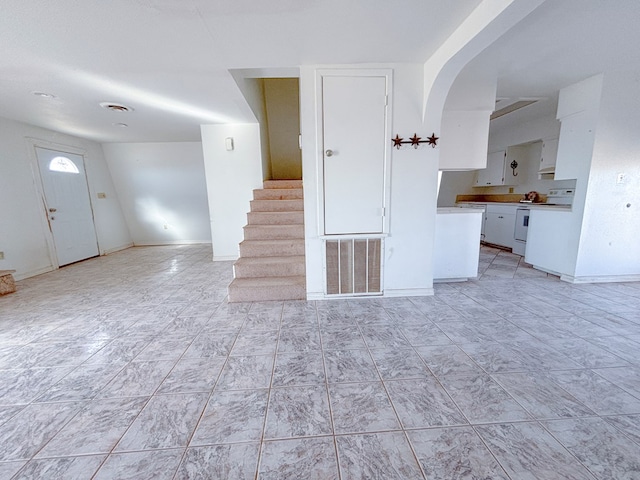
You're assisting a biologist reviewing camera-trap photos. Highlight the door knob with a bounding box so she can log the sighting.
[325,150,333,157]
[49,208,57,212]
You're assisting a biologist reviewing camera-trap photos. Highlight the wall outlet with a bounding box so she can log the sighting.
[0,251,4,260]
[97,192,107,199]
[616,173,626,184]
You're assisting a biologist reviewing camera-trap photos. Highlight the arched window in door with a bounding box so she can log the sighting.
[48,156,80,174]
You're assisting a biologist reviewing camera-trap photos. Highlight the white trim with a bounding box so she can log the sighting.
[133,241,212,246]
[319,233,388,240]
[306,291,326,301]
[13,266,56,281]
[433,277,475,283]
[383,288,434,297]
[213,255,238,262]
[102,242,134,255]
[560,274,640,284]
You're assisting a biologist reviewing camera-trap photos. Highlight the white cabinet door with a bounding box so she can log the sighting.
[322,74,389,234]
[504,145,527,185]
[539,137,559,174]
[483,205,517,248]
[475,150,505,186]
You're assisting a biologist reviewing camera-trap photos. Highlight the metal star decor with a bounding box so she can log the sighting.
[391,133,440,149]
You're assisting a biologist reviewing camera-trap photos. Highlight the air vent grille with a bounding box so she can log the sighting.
[325,238,382,296]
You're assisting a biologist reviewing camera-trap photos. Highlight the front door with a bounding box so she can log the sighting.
[36,147,99,266]
[321,72,390,234]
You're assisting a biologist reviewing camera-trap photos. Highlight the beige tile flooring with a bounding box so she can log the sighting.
[1,244,640,479]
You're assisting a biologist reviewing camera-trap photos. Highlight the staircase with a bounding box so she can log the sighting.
[227,180,306,302]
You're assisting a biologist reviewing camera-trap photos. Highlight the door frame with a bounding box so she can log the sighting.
[314,68,393,236]
[25,137,100,270]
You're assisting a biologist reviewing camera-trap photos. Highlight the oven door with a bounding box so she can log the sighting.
[515,208,530,242]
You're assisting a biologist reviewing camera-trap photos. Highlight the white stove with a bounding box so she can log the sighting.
[545,188,575,206]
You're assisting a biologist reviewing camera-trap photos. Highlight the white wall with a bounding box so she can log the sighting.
[230,75,272,181]
[438,67,497,171]
[300,64,438,298]
[0,117,131,279]
[201,124,263,260]
[575,71,640,279]
[102,142,211,246]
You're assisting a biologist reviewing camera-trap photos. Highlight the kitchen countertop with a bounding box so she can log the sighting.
[456,201,571,210]
[438,207,485,213]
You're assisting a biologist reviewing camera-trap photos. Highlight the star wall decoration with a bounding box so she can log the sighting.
[391,132,439,149]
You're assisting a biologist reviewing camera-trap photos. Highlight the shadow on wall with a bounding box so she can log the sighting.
[263,78,302,180]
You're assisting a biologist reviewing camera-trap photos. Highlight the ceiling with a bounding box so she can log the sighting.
[477,0,640,128]
[0,0,481,143]
[2,0,640,144]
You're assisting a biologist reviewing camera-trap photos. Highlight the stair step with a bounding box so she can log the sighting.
[239,239,305,257]
[250,199,303,212]
[253,188,303,200]
[247,211,304,225]
[228,276,306,302]
[263,180,302,189]
[243,224,304,240]
[234,256,306,278]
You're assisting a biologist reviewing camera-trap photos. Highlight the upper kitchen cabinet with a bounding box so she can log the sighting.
[475,150,506,186]
[474,145,527,186]
[538,137,559,177]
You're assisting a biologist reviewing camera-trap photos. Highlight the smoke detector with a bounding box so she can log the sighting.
[99,102,134,112]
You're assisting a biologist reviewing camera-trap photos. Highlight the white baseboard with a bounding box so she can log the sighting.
[101,242,134,255]
[133,241,212,246]
[13,265,55,281]
[561,273,640,284]
[433,277,474,283]
[213,256,238,262]
[308,288,436,300]
[383,287,435,297]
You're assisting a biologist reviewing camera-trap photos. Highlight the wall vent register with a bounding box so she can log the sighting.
[325,238,382,296]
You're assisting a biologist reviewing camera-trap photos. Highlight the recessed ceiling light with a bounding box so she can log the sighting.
[32,91,56,98]
[113,122,128,127]
[99,102,134,112]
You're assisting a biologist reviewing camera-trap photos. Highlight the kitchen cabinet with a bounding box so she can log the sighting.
[483,204,516,248]
[475,150,506,186]
[538,137,559,175]
[434,208,482,281]
[475,145,527,186]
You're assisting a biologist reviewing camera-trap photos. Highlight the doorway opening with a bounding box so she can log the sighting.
[263,78,302,180]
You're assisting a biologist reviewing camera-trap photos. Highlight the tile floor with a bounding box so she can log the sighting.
[1,244,640,479]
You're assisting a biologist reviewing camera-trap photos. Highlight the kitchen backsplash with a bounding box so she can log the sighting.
[455,193,548,203]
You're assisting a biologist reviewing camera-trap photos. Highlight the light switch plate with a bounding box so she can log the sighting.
[97,192,107,198]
